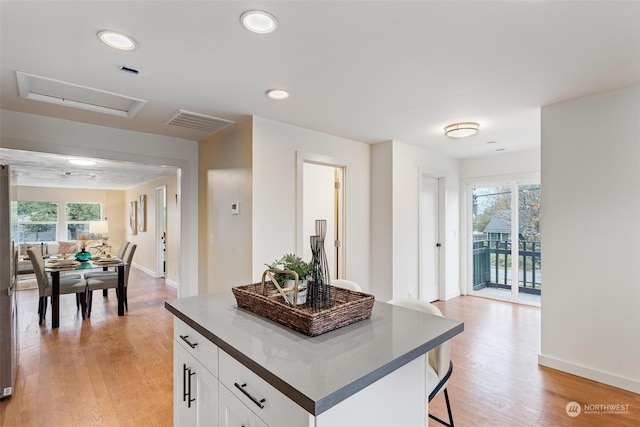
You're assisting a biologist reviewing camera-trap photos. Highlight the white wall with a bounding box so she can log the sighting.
[199,119,253,294]
[371,142,393,299]
[371,140,460,302]
[460,150,540,180]
[0,110,199,297]
[252,117,371,290]
[539,85,640,393]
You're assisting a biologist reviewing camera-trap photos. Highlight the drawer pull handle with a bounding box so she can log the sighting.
[180,334,198,348]
[187,369,195,408]
[182,363,188,402]
[234,382,266,409]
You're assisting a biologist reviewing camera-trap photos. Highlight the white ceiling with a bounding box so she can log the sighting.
[0,148,176,190]
[1,1,639,188]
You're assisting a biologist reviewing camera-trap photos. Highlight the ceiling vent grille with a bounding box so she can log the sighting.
[163,109,235,133]
[16,71,146,118]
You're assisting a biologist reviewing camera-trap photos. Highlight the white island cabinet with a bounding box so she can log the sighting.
[166,292,463,427]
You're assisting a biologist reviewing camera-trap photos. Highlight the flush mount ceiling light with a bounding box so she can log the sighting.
[444,122,480,138]
[266,89,289,100]
[97,30,137,50]
[67,158,97,166]
[241,10,278,34]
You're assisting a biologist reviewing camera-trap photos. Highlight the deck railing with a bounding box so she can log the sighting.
[473,240,541,295]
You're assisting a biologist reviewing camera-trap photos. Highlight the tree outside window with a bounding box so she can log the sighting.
[66,203,101,239]
[17,202,58,242]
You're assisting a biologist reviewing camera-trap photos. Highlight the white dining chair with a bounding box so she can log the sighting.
[27,247,87,325]
[387,298,455,427]
[331,279,362,292]
[85,244,136,317]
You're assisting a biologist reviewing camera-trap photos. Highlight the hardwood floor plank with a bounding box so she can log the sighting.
[432,296,640,426]
[0,268,175,427]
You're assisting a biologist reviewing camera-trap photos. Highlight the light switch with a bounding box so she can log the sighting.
[231,202,239,215]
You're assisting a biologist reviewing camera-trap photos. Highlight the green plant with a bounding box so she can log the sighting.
[265,253,310,284]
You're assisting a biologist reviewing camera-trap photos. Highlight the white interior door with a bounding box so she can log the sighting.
[420,176,439,302]
[302,162,344,280]
[155,185,166,278]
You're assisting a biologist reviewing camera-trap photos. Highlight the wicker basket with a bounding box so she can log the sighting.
[232,282,375,336]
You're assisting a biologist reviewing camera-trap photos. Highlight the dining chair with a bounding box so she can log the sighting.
[27,247,87,325]
[84,240,129,280]
[387,298,455,427]
[85,244,136,317]
[331,279,362,292]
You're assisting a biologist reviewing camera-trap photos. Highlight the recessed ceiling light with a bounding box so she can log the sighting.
[97,30,137,50]
[444,122,480,138]
[68,158,97,166]
[241,10,278,34]
[266,89,289,100]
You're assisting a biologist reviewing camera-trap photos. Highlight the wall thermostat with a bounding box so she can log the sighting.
[231,202,239,215]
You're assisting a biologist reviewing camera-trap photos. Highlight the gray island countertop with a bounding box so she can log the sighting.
[165,291,464,416]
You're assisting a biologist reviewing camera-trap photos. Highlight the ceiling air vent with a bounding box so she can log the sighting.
[163,109,235,134]
[16,71,146,118]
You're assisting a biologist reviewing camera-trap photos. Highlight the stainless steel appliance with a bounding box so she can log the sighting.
[0,165,18,400]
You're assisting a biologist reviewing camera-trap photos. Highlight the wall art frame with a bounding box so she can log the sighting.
[138,194,146,232]
[129,200,137,235]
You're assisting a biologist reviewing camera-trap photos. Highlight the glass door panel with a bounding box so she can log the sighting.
[517,184,541,302]
[472,186,513,298]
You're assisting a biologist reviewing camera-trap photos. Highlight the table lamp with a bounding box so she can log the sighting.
[90,220,109,244]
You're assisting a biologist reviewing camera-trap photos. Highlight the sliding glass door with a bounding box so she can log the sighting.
[470,181,541,304]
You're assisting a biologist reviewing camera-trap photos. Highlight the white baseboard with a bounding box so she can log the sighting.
[444,289,461,301]
[132,263,178,289]
[131,262,155,277]
[538,354,640,394]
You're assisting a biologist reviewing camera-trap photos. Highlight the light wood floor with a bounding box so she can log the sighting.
[1,277,639,426]
[0,268,176,426]
[431,297,640,426]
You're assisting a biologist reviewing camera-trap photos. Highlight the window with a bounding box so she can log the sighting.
[17,201,58,242]
[66,203,101,239]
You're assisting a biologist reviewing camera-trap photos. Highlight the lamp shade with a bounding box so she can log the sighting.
[90,220,109,235]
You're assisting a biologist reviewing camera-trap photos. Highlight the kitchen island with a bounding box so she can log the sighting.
[165,291,463,427]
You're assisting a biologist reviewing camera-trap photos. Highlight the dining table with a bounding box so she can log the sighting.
[44,258,125,328]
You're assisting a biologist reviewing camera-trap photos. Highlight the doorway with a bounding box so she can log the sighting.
[469,181,541,305]
[155,185,167,278]
[300,161,345,280]
[419,175,441,302]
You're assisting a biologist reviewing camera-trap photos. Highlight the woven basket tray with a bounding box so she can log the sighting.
[232,282,375,336]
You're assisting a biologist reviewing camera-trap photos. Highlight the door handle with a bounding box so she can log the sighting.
[187,368,195,408]
[182,363,188,402]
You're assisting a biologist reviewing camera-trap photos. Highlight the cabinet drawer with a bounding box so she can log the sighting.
[219,351,311,427]
[174,317,219,378]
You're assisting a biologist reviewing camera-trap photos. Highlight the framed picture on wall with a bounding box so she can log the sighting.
[129,201,137,235]
[138,194,146,232]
